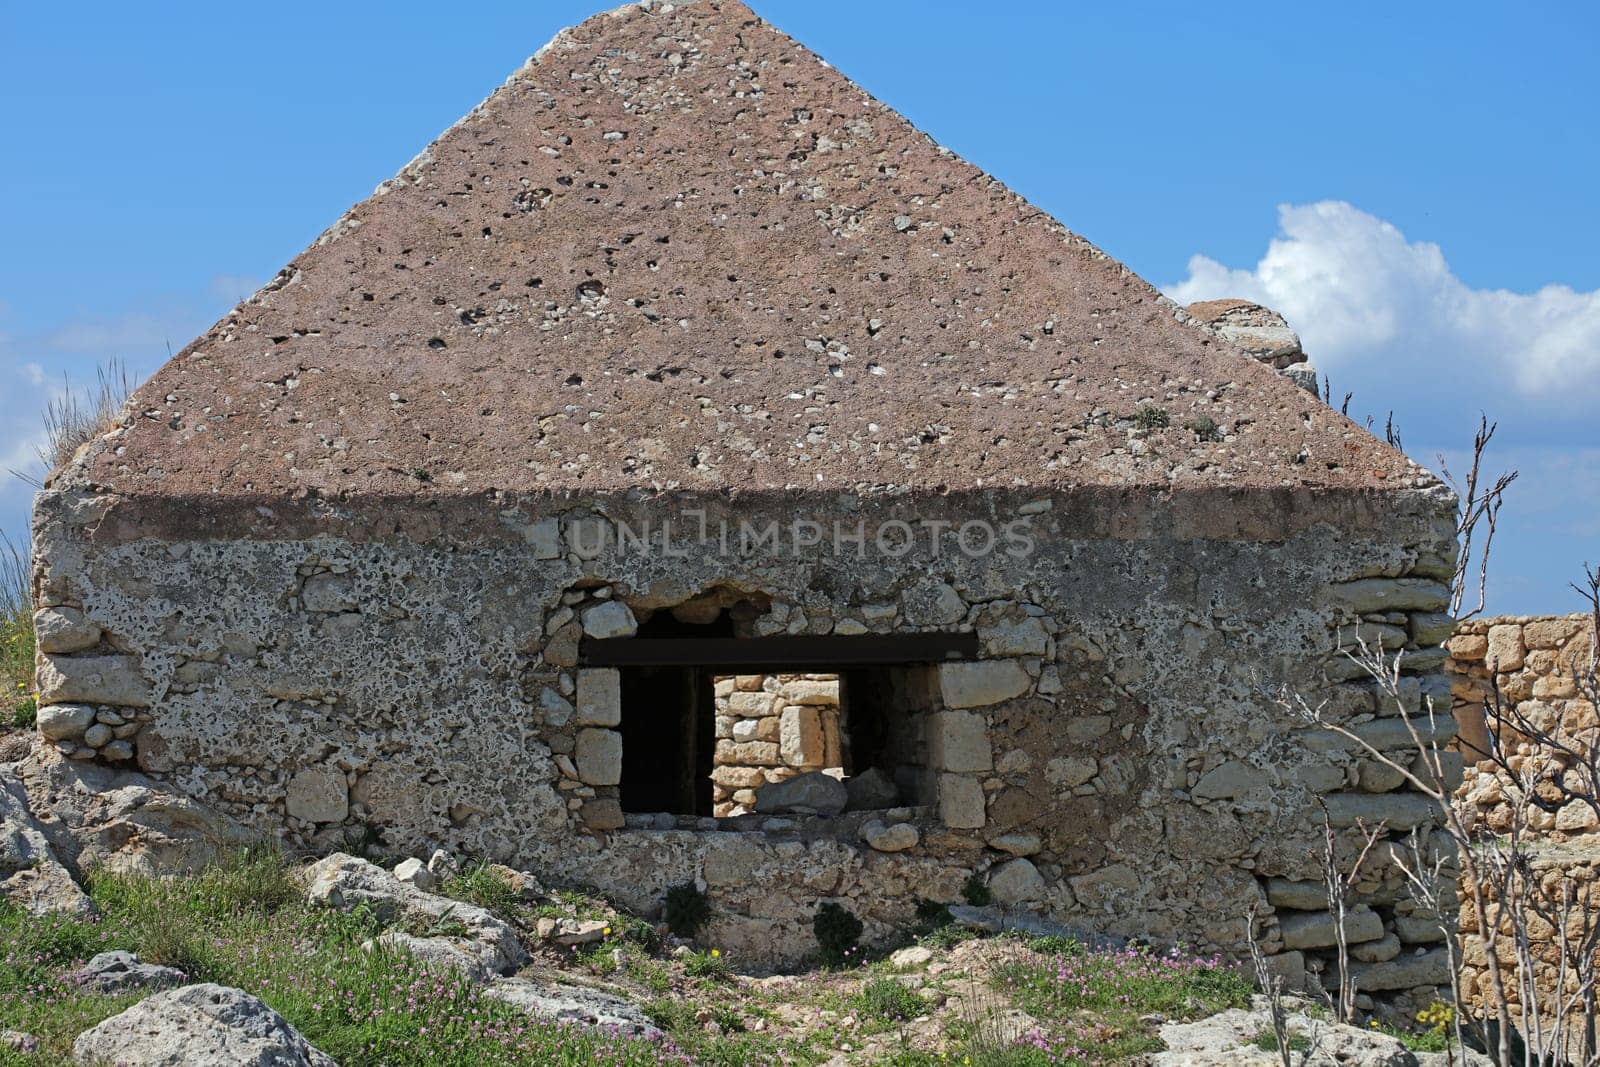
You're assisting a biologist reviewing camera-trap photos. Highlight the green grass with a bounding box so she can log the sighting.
[1,533,32,727]
[439,860,520,918]
[0,850,684,1065]
[982,943,1253,1064]
[849,976,925,1024]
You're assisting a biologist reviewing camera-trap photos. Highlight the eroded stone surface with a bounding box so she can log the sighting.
[71,983,337,1067]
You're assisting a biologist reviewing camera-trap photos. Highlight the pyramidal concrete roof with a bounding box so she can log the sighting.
[76,0,1431,515]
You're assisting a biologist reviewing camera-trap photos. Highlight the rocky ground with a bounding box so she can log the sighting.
[0,731,1480,1066]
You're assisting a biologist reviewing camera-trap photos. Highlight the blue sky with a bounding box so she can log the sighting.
[1,1,1595,613]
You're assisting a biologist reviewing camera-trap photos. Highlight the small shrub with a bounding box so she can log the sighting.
[10,696,36,730]
[1252,1027,1312,1052]
[1186,415,1223,442]
[664,881,710,938]
[851,976,924,1023]
[441,860,520,918]
[1133,404,1170,429]
[961,873,992,907]
[683,948,731,982]
[813,902,864,967]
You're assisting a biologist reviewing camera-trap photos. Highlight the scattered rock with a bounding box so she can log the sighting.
[393,857,435,891]
[0,777,95,916]
[303,853,528,976]
[888,945,934,970]
[550,918,610,947]
[860,820,918,853]
[72,951,186,994]
[72,983,338,1066]
[36,703,96,741]
[753,770,847,816]
[580,601,637,639]
[987,832,1041,857]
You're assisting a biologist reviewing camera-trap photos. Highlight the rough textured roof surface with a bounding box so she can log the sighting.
[82,0,1428,501]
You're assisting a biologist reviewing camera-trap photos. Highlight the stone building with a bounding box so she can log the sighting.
[31,0,1461,971]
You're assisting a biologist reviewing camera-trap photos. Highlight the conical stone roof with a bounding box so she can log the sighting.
[78,0,1426,515]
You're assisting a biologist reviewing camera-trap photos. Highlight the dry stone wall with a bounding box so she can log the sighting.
[1449,613,1599,1023]
[712,674,842,816]
[32,483,1460,971]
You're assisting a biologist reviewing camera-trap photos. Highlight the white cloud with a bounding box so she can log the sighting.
[1166,201,1600,404]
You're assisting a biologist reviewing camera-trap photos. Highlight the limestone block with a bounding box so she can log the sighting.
[843,767,899,811]
[980,617,1048,657]
[1265,879,1326,911]
[1485,623,1525,672]
[728,692,779,717]
[575,729,622,786]
[286,765,349,824]
[1260,950,1306,993]
[779,705,825,767]
[938,661,1030,709]
[1329,578,1451,614]
[1351,932,1402,962]
[301,573,357,613]
[36,703,95,741]
[1356,760,1407,793]
[1556,801,1600,832]
[1337,948,1451,990]
[1447,633,1489,660]
[778,679,837,706]
[1278,906,1383,950]
[716,740,780,766]
[580,601,636,639]
[580,798,624,831]
[929,711,992,773]
[37,655,151,708]
[33,607,100,654]
[1409,612,1456,647]
[861,820,918,852]
[710,765,767,789]
[1322,792,1437,830]
[1523,618,1579,649]
[575,669,621,727]
[987,858,1045,905]
[938,774,986,829]
[1192,761,1258,799]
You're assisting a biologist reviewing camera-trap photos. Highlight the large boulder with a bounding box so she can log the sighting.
[71,983,337,1066]
[72,951,186,994]
[753,770,847,816]
[303,853,528,976]
[0,776,94,916]
[1154,1004,1411,1066]
[10,744,251,879]
[484,976,664,1039]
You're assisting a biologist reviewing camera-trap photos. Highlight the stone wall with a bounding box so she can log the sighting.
[1450,613,1599,1024]
[711,674,842,817]
[31,483,1461,970]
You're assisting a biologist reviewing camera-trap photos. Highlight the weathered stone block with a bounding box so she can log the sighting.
[575,729,622,786]
[1045,756,1097,791]
[987,858,1045,905]
[580,798,624,831]
[779,705,824,767]
[33,607,101,654]
[1278,905,1383,950]
[710,765,767,789]
[37,655,151,708]
[938,661,1030,709]
[929,710,992,773]
[287,765,349,823]
[580,601,636,639]
[1322,792,1437,830]
[575,669,621,727]
[987,832,1042,856]
[753,770,846,816]
[1265,878,1325,911]
[1409,612,1456,647]
[1393,915,1446,943]
[727,692,779,717]
[938,774,986,828]
[1329,578,1451,614]
[1485,623,1525,672]
[778,679,837,706]
[717,739,780,765]
[36,703,95,741]
[980,617,1048,657]
[1337,948,1451,990]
